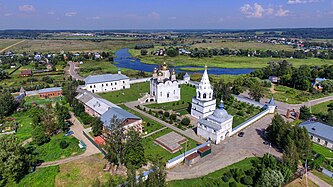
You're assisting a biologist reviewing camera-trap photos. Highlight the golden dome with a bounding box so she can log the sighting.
[158,71,163,76]
[162,62,169,70]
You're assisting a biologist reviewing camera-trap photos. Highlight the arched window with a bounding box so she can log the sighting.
[209,93,212,98]
[160,92,162,97]
[203,93,207,99]
[174,90,175,94]
[198,92,201,98]
[167,93,170,98]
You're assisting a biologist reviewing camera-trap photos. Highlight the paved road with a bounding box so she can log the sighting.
[166,114,282,181]
[308,172,332,187]
[0,40,26,53]
[124,101,204,143]
[67,61,84,81]
[38,112,100,168]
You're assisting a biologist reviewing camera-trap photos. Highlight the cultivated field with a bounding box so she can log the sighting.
[192,41,294,51]
[0,39,22,52]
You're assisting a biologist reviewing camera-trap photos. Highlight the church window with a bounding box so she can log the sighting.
[209,93,212,98]
[203,93,207,99]
[198,92,201,98]
[111,83,113,86]
[160,92,162,97]
[167,93,170,98]
[94,85,96,88]
[90,85,92,88]
[102,84,104,87]
[174,90,175,94]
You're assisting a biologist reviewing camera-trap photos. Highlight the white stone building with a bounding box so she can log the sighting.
[150,63,181,103]
[84,69,130,93]
[300,121,333,149]
[191,66,216,119]
[197,102,233,144]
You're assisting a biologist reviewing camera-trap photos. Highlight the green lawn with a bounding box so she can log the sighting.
[120,104,164,134]
[312,100,333,114]
[312,170,333,186]
[10,110,35,142]
[129,49,333,69]
[167,157,258,187]
[265,85,330,104]
[24,96,64,106]
[143,128,198,162]
[312,144,333,159]
[146,84,196,114]
[32,133,84,162]
[99,82,150,104]
[13,166,59,187]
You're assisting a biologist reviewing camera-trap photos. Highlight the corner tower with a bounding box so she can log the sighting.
[191,66,216,119]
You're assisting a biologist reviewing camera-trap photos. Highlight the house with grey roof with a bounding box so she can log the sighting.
[83,70,130,93]
[300,121,333,149]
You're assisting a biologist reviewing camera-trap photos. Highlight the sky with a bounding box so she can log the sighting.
[0,0,333,30]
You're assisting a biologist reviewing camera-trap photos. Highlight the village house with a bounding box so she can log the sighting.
[269,76,280,83]
[38,87,62,98]
[300,121,333,149]
[20,70,33,77]
[313,78,327,90]
[83,69,130,93]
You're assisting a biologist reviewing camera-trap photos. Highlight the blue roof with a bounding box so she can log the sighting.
[85,74,129,84]
[37,87,62,94]
[300,121,333,142]
[100,107,140,129]
[315,78,327,82]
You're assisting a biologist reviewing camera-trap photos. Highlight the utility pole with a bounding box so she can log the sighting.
[305,159,308,187]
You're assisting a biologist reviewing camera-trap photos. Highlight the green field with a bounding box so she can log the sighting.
[167,157,258,187]
[120,104,164,134]
[311,100,333,114]
[0,39,21,51]
[312,170,333,186]
[146,84,196,114]
[129,49,333,69]
[312,144,333,159]
[10,109,35,142]
[192,41,294,51]
[99,82,150,104]
[265,85,330,104]
[31,133,84,162]
[13,166,59,187]
[143,128,198,162]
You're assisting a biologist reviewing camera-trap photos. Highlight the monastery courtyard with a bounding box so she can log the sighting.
[166,114,282,181]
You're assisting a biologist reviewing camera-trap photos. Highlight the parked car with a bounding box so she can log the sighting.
[238,132,244,137]
[65,131,74,136]
[65,121,73,127]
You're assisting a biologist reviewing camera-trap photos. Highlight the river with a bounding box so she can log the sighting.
[113,48,254,75]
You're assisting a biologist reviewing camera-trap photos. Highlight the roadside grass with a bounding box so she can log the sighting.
[14,166,59,187]
[311,170,333,186]
[312,143,333,159]
[120,104,164,134]
[146,84,196,114]
[286,176,319,187]
[31,133,84,162]
[99,82,150,104]
[265,85,329,104]
[167,157,258,187]
[311,100,333,114]
[143,128,198,162]
[129,49,333,69]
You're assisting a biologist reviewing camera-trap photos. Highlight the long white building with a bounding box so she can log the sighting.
[191,66,216,119]
[84,69,130,93]
[150,63,181,103]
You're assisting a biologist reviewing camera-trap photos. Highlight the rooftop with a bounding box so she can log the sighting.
[85,73,129,84]
[38,87,62,94]
[185,152,200,161]
[300,121,333,142]
[100,107,140,129]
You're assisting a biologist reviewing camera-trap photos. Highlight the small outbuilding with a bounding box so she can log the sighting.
[185,152,200,166]
[197,145,211,158]
[20,70,33,77]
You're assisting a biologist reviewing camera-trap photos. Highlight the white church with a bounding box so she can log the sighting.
[191,66,233,144]
[150,63,181,103]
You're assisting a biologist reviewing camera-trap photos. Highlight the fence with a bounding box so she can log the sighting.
[129,78,150,84]
[166,141,210,169]
[82,131,107,156]
[233,95,265,108]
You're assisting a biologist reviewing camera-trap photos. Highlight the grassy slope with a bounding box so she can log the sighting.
[311,100,333,114]
[33,133,84,162]
[167,157,258,187]
[13,166,59,187]
[312,144,333,159]
[98,82,150,104]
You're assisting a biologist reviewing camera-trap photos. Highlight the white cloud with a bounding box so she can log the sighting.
[240,3,274,18]
[275,7,290,16]
[18,5,35,12]
[147,12,160,20]
[4,13,12,17]
[65,12,77,17]
[240,3,290,18]
[169,16,177,20]
[91,16,101,20]
[47,11,55,15]
[287,0,320,4]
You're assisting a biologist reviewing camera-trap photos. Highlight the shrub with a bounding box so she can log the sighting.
[164,112,170,117]
[60,140,69,149]
[158,110,163,115]
[181,117,191,126]
[182,101,185,104]
[147,122,151,127]
[170,114,177,120]
[229,181,237,187]
[176,101,180,105]
[241,176,253,185]
[222,174,230,182]
[236,111,245,116]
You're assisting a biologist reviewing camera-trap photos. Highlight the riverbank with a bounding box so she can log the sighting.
[128,49,333,69]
